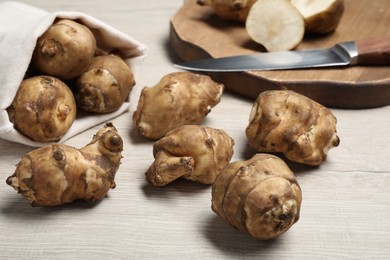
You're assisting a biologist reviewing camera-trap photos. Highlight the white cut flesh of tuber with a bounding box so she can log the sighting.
[290,0,345,34]
[245,0,305,51]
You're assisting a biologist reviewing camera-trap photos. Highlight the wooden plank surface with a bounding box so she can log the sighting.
[170,0,390,108]
[1,0,390,259]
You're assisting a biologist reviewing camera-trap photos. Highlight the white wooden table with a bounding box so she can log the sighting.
[1,1,390,259]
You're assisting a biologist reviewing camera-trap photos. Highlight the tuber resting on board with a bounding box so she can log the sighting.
[133,72,224,140]
[146,125,234,187]
[196,0,257,22]
[32,19,96,80]
[212,153,302,240]
[290,0,345,34]
[245,90,340,166]
[6,123,123,207]
[7,76,76,142]
[75,54,135,113]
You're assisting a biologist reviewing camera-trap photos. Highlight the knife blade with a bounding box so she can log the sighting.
[174,37,390,72]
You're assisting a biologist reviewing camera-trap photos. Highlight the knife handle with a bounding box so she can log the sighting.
[356,36,390,65]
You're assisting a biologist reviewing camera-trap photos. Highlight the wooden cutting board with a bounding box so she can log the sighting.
[170,0,390,108]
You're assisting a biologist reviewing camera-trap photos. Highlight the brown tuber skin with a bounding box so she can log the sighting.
[197,0,257,22]
[133,72,224,140]
[146,125,234,187]
[212,153,302,240]
[32,19,96,79]
[6,123,123,207]
[75,54,135,113]
[7,76,76,142]
[245,90,340,166]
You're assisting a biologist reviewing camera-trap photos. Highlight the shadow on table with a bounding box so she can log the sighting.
[203,214,285,256]
[142,178,210,201]
[0,194,103,220]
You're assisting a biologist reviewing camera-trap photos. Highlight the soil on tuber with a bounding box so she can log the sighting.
[32,19,96,79]
[7,76,76,142]
[133,72,224,140]
[6,123,123,207]
[245,90,340,166]
[212,153,302,240]
[146,125,234,187]
[75,54,135,113]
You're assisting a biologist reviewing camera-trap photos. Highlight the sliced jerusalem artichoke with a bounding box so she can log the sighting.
[245,90,340,166]
[212,153,302,240]
[145,125,234,187]
[245,0,305,51]
[196,0,257,22]
[290,0,345,34]
[6,123,123,207]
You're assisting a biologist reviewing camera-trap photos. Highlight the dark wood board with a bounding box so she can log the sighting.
[170,0,390,108]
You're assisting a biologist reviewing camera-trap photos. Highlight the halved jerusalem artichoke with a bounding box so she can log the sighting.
[245,0,305,51]
[290,0,345,34]
[245,90,340,166]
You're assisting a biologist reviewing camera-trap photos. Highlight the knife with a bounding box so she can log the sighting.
[175,37,390,72]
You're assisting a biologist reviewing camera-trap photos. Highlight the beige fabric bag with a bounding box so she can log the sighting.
[0,1,147,146]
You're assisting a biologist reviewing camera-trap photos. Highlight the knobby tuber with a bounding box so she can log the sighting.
[197,0,257,22]
[75,54,135,113]
[245,90,340,166]
[7,76,76,142]
[6,123,123,207]
[32,19,96,79]
[212,153,302,240]
[146,125,234,187]
[133,72,224,139]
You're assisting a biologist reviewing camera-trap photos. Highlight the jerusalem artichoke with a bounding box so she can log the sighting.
[6,123,123,207]
[197,0,257,22]
[212,153,302,240]
[75,54,135,113]
[133,72,223,140]
[146,125,234,187]
[32,19,96,79]
[7,76,76,142]
[290,0,345,34]
[245,90,340,166]
[245,0,305,51]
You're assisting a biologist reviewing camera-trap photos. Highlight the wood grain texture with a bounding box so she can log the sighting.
[1,0,390,259]
[170,0,390,108]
